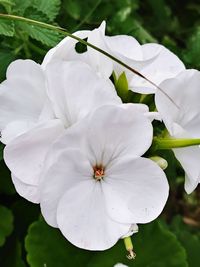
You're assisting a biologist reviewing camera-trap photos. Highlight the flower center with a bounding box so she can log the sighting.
[93,165,105,181]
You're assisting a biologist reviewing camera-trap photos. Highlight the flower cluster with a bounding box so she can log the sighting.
[0,21,199,251]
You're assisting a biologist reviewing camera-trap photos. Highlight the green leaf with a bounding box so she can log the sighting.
[0,18,14,36]
[24,6,49,22]
[184,26,200,69]
[25,218,92,267]
[12,0,30,15]
[0,50,15,82]
[171,216,200,267]
[25,219,187,267]
[16,21,62,47]
[0,205,14,247]
[0,0,15,5]
[32,0,61,21]
[0,0,15,13]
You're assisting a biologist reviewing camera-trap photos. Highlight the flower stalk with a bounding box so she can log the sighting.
[154,137,200,150]
[123,236,136,260]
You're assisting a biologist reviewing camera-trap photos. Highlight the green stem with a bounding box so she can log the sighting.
[154,137,200,150]
[123,236,136,260]
[0,13,178,108]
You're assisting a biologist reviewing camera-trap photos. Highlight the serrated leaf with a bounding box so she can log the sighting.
[24,6,49,22]
[25,219,187,267]
[0,18,14,36]
[0,205,14,246]
[16,21,62,47]
[12,0,30,15]
[0,0,15,13]
[32,0,61,21]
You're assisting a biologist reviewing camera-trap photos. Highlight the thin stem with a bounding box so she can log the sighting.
[123,236,136,260]
[0,13,179,108]
[154,137,200,150]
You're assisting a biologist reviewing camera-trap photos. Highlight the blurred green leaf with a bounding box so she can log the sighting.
[0,19,14,36]
[25,218,92,267]
[171,216,200,267]
[0,0,15,13]
[25,219,187,267]
[184,26,200,69]
[0,205,14,247]
[0,50,15,82]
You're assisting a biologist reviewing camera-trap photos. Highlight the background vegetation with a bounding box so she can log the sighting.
[0,0,200,266]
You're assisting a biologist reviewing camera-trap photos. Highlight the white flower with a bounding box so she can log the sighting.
[155,69,200,193]
[87,21,185,94]
[39,104,169,250]
[4,61,121,203]
[0,59,53,144]
[114,264,129,267]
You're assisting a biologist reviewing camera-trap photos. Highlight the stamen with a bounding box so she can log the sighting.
[93,165,104,181]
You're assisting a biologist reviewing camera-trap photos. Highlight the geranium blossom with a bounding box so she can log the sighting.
[155,69,200,193]
[39,104,169,250]
[4,60,121,203]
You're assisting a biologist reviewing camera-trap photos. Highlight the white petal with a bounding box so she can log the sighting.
[130,44,185,94]
[105,35,142,60]
[40,148,93,227]
[0,120,35,144]
[155,69,200,135]
[103,157,169,224]
[87,21,113,79]
[114,264,129,267]
[83,104,153,166]
[173,146,200,193]
[57,180,130,250]
[0,60,46,131]
[4,120,64,185]
[46,61,121,126]
[11,174,40,203]
[42,30,90,68]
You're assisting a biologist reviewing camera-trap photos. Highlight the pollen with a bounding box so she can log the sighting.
[93,165,105,181]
